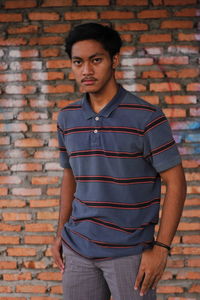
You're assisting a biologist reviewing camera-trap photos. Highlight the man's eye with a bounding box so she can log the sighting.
[93,58,102,63]
[73,60,82,65]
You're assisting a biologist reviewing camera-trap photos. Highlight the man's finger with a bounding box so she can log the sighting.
[139,272,153,296]
[134,267,145,291]
[152,274,162,290]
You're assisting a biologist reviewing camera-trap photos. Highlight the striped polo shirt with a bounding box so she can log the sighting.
[57,85,181,260]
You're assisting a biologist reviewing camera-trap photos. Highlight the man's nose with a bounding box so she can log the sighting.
[82,62,94,75]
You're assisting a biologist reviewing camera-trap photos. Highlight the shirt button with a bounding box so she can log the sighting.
[95,116,99,121]
[94,129,98,133]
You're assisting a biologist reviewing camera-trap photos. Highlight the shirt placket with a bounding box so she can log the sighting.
[91,115,102,147]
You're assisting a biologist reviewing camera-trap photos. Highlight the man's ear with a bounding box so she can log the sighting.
[112,53,120,69]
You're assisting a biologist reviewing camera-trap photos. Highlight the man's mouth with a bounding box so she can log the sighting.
[81,78,97,85]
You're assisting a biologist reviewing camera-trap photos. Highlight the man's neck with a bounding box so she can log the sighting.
[88,80,119,114]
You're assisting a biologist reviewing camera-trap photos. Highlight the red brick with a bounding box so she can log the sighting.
[142,71,164,78]
[167,259,184,268]
[177,222,200,231]
[161,20,193,29]
[168,45,199,54]
[0,149,29,159]
[11,163,42,172]
[3,272,32,281]
[178,33,200,41]
[23,260,46,269]
[101,11,134,19]
[9,49,39,58]
[25,236,54,244]
[0,163,8,171]
[182,234,200,243]
[32,72,64,81]
[17,111,48,120]
[0,236,19,244]
[47,187,60,196]
[0,224,21,231]
[0,112,13,120]
[29,36,63,46]
[187,83,200,91]
[29,199,59,208]
[140,33,171,43]
[8,25,39,34]
[0,176,21,184]
[141,96,159,105]
[0,99,27,107]
[0,261,17,269]
[190,108,200,116]
[41,84,74,93]
[116,0,148,5]
[32,176,59,185]
[37,211,59,220]
[44,24,71,33]
[0,200,25,208]
[40,48,60,57]
[78,0,109,4]
[7,247,36,256]
[16,285,46,293]
[138,10,168,18]
[0,37,26,46]
[0,13,22,22]
[0,137,10,145]
[164,0,196,4]
[0,188,8,196]
[189,285,200,293]
[30,99,55,108]
[0,287,12,293]
[187,258,200,267]
[157,286,183,293]
[64,11,97,20]
[185,172,200,181]
[25,223,54,232]
[46,59,71,68]
[34,151,58,159]
[150,82,181,92]
[0,73,27,82]
[15,138,44,147]
[32,124,56,132]
[0,62,8,70]
[12,188,42,196]
[183,160,200,168]
[121,34,132,42]
[42,0,72,6]
[37,272,62,281]
[122,58,153,66]
[5,85,36,94]
[3,212,32,221]
[28,12,59,21]
[174,8,200,17]
[166,68,199,78]
[50,285,62,294]
[163,108,186,118]
[158,56,189,64]
[165,95,197,104]
[187,186,200,194]
[115,23,148,31]
[4,0,37,8]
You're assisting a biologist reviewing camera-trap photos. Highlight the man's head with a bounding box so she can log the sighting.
[65,22,122,60]
[65,23,122,94]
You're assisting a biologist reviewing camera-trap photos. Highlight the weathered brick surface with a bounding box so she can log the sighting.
[0,0,199,299]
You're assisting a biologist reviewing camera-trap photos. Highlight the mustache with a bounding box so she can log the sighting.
[81,77,97,82]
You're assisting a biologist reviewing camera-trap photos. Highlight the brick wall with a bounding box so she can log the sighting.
[0,0,199,299]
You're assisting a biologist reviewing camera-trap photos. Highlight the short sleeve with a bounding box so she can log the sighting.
[143,108,181,173]
[57,115,71,169]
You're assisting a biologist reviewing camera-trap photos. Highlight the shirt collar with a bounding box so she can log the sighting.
[81,84,127,119]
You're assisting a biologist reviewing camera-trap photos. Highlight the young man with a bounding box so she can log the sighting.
[51,23,186,300]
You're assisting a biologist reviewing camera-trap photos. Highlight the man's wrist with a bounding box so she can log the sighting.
[153,240,171,256]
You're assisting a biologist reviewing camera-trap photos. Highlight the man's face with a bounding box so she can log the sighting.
[71,39,118,94]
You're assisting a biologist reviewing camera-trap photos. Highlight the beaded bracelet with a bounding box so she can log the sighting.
[154,241,171,256]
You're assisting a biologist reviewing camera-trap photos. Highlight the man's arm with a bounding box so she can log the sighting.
[134,163,186,296]
[51,168,76,273]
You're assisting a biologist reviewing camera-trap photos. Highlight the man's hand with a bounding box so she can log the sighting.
[134,245,168,296]
[51,236,64,273]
